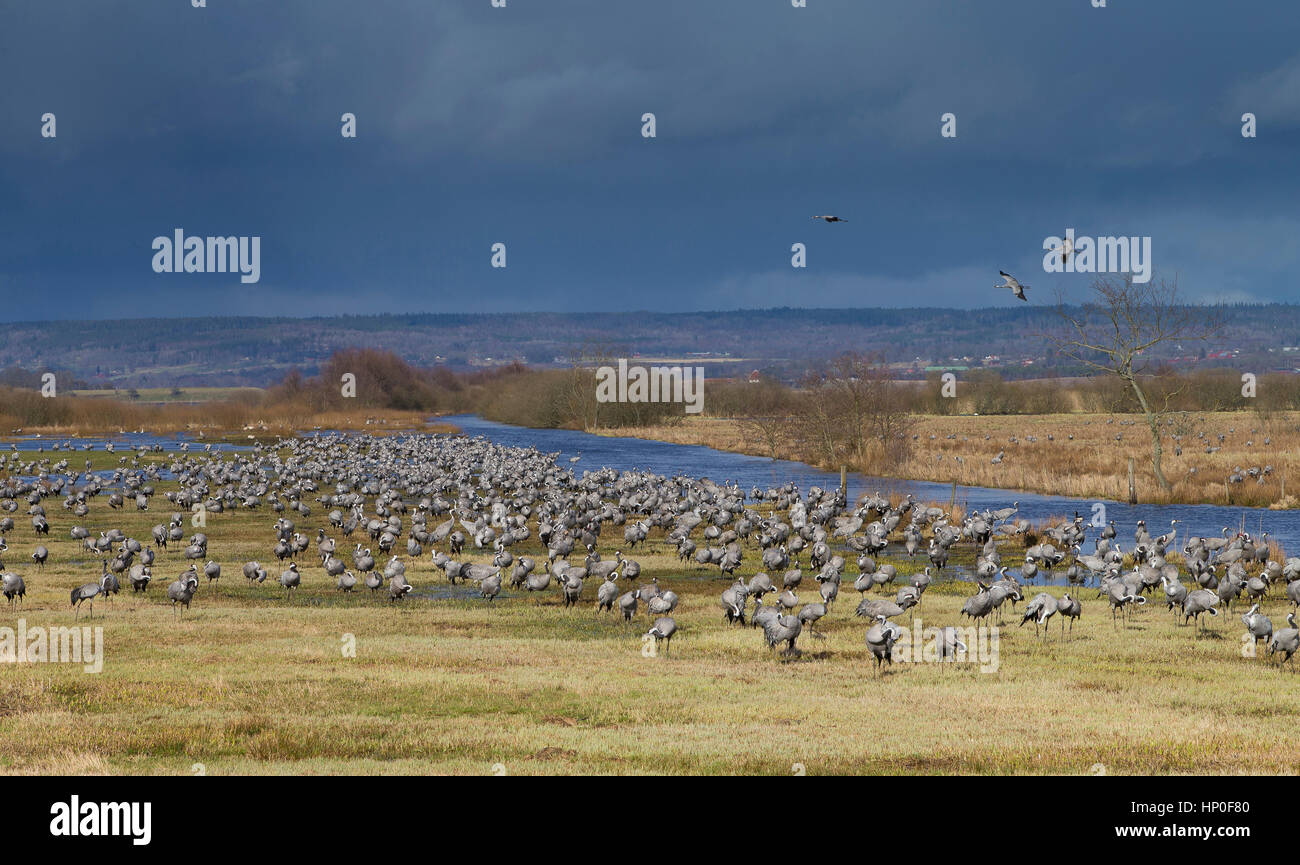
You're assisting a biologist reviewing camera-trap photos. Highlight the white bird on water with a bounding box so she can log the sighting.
[997,270,1029,301]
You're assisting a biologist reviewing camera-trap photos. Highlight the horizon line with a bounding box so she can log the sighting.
[0,300,1284,329]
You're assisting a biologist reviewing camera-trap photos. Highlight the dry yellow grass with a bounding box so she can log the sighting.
[610,411,1299,507]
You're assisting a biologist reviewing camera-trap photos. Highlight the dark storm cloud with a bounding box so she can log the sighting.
[1,0,1297,321]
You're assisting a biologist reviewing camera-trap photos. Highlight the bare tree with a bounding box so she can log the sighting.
[560,363,598,431]
[1045,275,1219,493]
[737,414,793,460]
[797,353,916,470]
[794,379,843,466]
[560,339,624,431]
[732,377,797,459]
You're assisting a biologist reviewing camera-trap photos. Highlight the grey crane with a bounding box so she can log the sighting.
[751,600,780,632]
[204,560,222,595]
[1106,583,1146,627]
[960,583,995,623]
[648,589,678,616]
[503,555,533,587]
[856,597,905,620]
[1054,234,1074,265]
[927,538,949,571]
[2,572,26,608]
[129,563,152,593]
[1216,572,1244,612]
[1242,604,1273,650]
[797,602,827,638]
[865,615,901,671]
[279,562,301,601]
[871,563,898,589]
[762,612,802,657]
[525,566,552,599]
[461,562,501,585]
[1244,572,1271,606]
[388,573,414,602]
[997,270,1028,301]
[853,568,876,596]
[910,566,933,601]
[1181,589,1220,630]
[1268,613,1299,670]
[747,572,777,599]
[585,554,619,581]
[818,576,839,607]
[720,584,747,624]
[617,552,641,582]
[987,572,1022,624]
[71,579,102,619]
[479,571,502,601]
[646,617,677,654]
[167,572,198,617]
[1020,592,1059,638]
[99,564,121,602]
[618,588,641,621]
[322,553,347,583]
[1161,574,1188,619]
[761,546,789,573]
[1057,593,1081,634]
[560,571,584,607]
[932,626,967,663]
[597,576,620,612]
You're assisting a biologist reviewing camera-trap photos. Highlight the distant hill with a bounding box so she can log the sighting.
[2,304,1293,388]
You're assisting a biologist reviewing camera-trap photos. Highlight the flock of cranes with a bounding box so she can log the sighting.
[1,432,1298,673]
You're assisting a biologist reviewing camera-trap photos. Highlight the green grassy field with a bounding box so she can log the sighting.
[2,472,1298,775]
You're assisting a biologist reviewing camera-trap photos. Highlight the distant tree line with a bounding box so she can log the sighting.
[265,348,523,415]
[4,347,1299,445]
[262,349,1300,440]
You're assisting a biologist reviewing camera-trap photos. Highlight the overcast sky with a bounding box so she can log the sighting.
[2,0,1298,321]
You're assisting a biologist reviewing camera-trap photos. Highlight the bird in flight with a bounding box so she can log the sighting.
[997,270,1029,301]
[811,215,847,223]
[1054,235,1074,265]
